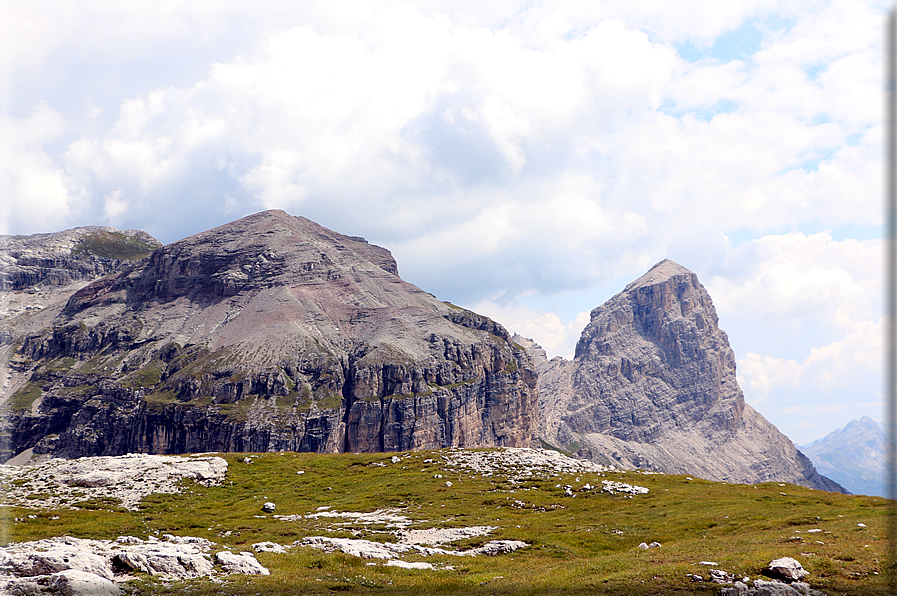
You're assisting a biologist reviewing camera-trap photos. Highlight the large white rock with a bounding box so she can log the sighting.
[2,569,122,596]
[5,543,113,580]
[215,551,270,575]
[48,569,123,596]
[0,454,228,511]
[767,557,809,582]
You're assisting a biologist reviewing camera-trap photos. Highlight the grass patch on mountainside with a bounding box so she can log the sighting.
[74,231,158,260]
[6,382,42,411]
[1,450,890,595]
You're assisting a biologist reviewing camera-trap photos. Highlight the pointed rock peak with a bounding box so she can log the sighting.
[624,259,695,292]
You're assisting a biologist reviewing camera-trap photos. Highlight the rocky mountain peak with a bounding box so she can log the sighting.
[532,260,844,492]
[64,211,400,315]
[622,258,694,292]
[2,212,537,460]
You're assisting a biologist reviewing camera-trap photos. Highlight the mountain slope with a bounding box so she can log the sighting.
[1,211,536,460]
[526,259,845,492]
[800,417,886,497]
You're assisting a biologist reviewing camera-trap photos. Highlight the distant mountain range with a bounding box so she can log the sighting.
[0,211,845,492]
[800,417,886,497]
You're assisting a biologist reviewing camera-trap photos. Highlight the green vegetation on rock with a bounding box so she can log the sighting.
[73,230,158,260]
[7,382,42,411]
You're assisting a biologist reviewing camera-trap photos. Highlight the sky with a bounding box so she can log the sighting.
[0,0,887,446]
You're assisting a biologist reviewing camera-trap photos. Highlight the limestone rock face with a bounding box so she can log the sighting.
[0,227,160,293]
[529,260,845,492]
[1,211,536,460]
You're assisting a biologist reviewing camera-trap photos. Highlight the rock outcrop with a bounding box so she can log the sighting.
[528,260,845,492]
[0,226,159,293]
[0,534,269,595]
[0,453,228,510]
[1,211,537,460]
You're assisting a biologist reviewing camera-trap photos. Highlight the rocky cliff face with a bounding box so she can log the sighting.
[1,211,537,461]
[527,260,845,493]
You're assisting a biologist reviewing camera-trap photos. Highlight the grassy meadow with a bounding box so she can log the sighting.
[0,449,891,595]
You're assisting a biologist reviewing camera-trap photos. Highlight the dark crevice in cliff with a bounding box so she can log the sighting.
[378,395,386,452]
[340,360,355,454]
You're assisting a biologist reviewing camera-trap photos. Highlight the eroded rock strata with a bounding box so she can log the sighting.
[525,260,844,492]
[1,211,536,460]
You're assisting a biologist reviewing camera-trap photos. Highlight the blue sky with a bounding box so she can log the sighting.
[0,0,887,445]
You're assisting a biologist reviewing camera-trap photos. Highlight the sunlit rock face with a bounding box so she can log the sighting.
[1,211,537,460]
[527,260,845,493]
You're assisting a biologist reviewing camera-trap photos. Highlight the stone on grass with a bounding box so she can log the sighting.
[4,569,123,596]
[721,578,823,595]
[262,502,276,513]
[252,541,287,554]
[215,551,270,575]
[386,560,434,570]
[767,557,808,582]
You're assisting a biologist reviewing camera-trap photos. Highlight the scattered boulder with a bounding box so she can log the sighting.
[262,502,276,513]
[721,578,825,595]
[709,569,736,583]
[0,534,270,592]
[386,560,434,570]
[252,542,287,554]
[3,568,123,596]
[215,552,270,576]
[767,557,808,582]
[601,480,649,495]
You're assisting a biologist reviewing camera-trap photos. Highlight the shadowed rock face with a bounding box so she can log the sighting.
[528,259,845,493]
[1,211,537,460]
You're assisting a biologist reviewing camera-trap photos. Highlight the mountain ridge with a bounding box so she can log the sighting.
[800,417,885,497]
[1,211,537,459]
[1,213,843,493]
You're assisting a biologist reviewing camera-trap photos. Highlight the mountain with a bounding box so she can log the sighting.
[0,215,843,493]
[523,259,845,493]
[800,417,886,497]
[0,211,537,460]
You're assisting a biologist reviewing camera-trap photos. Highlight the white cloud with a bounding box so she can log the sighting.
[737,352,801,405]
[737,318,882,444]
[102,189,129,226]
[472,298,591,360]
[0,105,80,234]
[708,233,879,332]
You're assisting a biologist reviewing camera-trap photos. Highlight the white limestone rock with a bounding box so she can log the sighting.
[0,454,228,511]
[767,557,809,582]
[215,552,270,575]
[386,560,434,570]
[3,569,122,596]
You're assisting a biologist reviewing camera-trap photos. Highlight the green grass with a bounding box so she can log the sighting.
[1,450,890,595]
[7,382,42,411]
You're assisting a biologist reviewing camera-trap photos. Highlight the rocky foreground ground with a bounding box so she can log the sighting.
[0,449,868,595]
